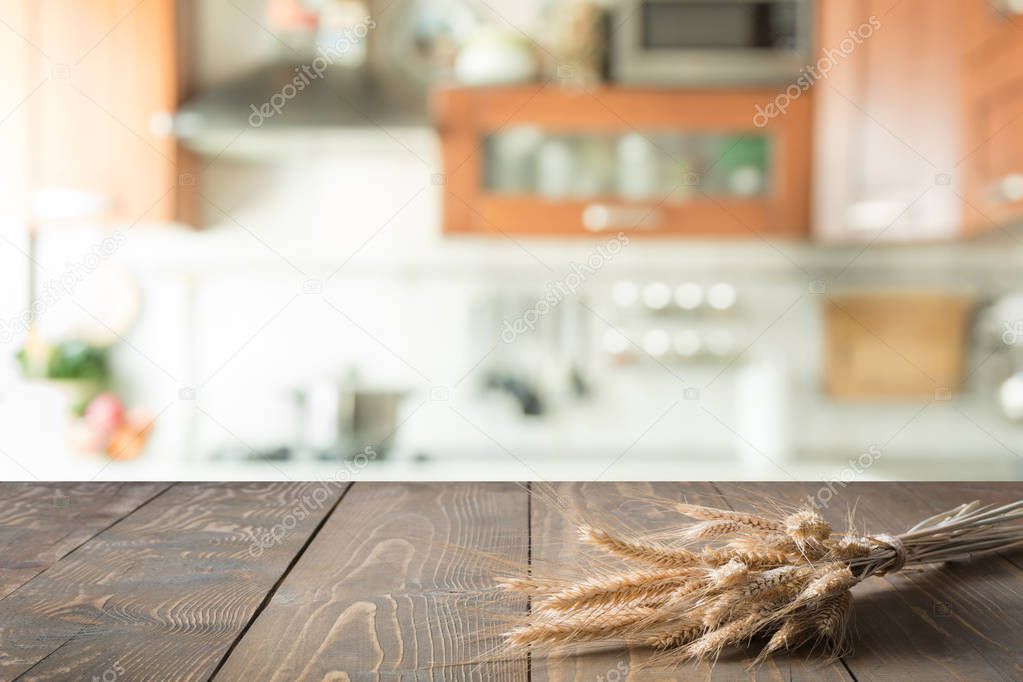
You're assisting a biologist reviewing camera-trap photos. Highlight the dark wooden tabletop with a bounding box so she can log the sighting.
[1,482,1021,681]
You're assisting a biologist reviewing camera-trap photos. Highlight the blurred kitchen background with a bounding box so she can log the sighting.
[2,0,1023,481]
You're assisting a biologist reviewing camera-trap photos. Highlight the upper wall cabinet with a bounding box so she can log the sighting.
[25,0,194,226]
[813,0,967,242]
[436,85,811,238]
[962,0,1023,234]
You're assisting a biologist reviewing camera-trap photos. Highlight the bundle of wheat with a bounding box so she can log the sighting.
[498,499,1023,665]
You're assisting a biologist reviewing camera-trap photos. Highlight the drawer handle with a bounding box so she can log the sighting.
[997,173,1023,203]
[582,204,663,231]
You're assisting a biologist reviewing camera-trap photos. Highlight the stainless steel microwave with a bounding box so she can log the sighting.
[612,0,812,85]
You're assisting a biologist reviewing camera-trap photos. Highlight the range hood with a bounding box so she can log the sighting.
[174,61,428,155]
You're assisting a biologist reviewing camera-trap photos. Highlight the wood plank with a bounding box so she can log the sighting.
[528,482,851,681]
[0,482,348,681]
[0,483,169,599]
[715,482,1023,682]
[214,482,530,681]
[0,482,1018,679]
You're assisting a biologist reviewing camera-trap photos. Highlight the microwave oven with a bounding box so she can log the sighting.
[612,0,813,85]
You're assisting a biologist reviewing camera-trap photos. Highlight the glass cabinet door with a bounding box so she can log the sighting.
[484,128,771,201]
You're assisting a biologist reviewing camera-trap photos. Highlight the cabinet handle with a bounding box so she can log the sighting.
[582,204,663,231]
[582,204,611,231]
[842,199,905,232]
[149,111,175,138]
[997,173,1023,204]
[149,111,204,139]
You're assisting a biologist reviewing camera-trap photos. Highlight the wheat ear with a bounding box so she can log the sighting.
[506,607,654,646]
[579,525,700,568]
[673,503,785,533]
[645,622,705,649]
[702,546,790,569]
[755,615,812,662]
[681,614,760,661]
[539,568,694,611]
[813,590,853,643]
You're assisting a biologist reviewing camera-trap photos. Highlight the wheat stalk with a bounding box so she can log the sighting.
[498,497,1023,667]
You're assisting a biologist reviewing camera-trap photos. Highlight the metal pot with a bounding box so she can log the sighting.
[298,379,407,460]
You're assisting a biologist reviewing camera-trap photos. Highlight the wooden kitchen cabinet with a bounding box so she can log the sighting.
[962,2,1023,234]
[24,0,195,226]
[813,0,967,242]
[435,85,811,238]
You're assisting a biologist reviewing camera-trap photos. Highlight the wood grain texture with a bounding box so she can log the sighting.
[214,482,530,681]
[529,482,715,682]
[527,482,852,682]
[0,482,347,681]
[715,482,1023,682]
[0,483,1021,680]
[0,483,168,600]
[842,482,1023,682]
